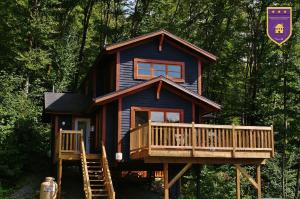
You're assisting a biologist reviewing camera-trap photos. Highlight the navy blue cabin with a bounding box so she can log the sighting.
[43,30,274,199]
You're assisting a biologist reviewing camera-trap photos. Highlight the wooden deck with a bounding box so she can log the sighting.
[54,130,101,161]
[130,122,274,164]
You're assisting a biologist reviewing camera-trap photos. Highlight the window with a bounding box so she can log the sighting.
[134,58,185,82]
[131,107,183,127]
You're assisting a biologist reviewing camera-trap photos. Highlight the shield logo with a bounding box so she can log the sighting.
[267,7,292,46]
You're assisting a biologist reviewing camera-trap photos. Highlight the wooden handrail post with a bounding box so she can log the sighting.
[148,120,152,154]
[192,122,196,156]
[232,125,236,158]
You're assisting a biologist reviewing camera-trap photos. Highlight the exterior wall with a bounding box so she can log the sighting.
[121,86,193,161]
[120,39,198,93]
[105,102,117,165]
[57,115,72,130]
[95,55,116,97]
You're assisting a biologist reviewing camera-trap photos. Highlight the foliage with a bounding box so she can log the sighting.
[0,0,299,198]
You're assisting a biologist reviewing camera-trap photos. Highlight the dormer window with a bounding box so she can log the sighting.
[134,58,185,82]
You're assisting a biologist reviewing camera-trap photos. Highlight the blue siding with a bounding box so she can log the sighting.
[121,86,193,161]
[120,40,198,93]
[105,102,117,165]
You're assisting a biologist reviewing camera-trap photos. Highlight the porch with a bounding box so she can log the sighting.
[54,130,115,199]
[54,129,100,161]
[130,121,274,164]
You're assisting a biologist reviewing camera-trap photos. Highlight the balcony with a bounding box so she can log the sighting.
[130,122,274,164]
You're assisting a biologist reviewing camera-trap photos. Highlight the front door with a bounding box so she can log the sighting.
[75,118,91,153]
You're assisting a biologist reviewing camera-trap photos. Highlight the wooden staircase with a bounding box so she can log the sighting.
[86,159,108,198]
[80,133,115,199]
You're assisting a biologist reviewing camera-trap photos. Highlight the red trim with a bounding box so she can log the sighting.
[130,106,184,128]
[102,105,107,145]
[133,58,185,82]
[198,60,202,95]
[117,98,122,153]
[159,34,164,52]
[116,51,120,90]
[105,30,217,61]
[94,76,222,113]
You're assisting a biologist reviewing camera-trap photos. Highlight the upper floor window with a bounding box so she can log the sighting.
[134,58,185,82]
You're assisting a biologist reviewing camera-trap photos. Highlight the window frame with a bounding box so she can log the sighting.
[130,106,184,128]
[133,58,185,82]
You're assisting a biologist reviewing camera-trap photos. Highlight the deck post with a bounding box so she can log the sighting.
[236,165,240,199]
[232,125,236,158]
[57,159,62,199]
[257,164,261,199]
[164,163,169,199]
[192,122,196,156]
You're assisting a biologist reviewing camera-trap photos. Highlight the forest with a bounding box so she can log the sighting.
[0,0,299,198]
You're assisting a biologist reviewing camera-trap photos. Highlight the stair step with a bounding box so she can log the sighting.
[90,179,105,182]
[88,166,101,168]
[88,170,103,173]
[90,184,105,187]
[92,194,108,196]
[92,189,107,192]
[87,161,100,163]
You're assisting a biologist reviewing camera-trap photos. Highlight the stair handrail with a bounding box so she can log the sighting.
[101,145,115,199]
[80,131,92,199]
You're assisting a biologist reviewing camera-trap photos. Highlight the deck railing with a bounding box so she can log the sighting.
[130,121,274,158]
[80,132,92,199]
[55,129,82,160]
[101,145,115,199]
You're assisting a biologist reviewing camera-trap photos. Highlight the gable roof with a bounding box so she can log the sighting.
[44,92,92,114]
[104,30,217,62]
[94,76,221,113]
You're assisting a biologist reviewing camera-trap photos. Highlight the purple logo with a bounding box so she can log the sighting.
[267,7,292,46]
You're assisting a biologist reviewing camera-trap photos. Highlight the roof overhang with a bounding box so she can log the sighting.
[104,30,217,62]
[94,76,221,114]
[44,92,92,114]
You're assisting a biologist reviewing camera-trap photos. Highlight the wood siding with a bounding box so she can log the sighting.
[120,39,198,93]
[121,86,193,161]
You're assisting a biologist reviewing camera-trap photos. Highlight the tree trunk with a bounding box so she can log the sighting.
[73,0,95,90]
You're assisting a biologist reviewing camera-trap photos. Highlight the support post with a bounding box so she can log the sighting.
[257,165,261,199]
[236,165,240,199]
[232,125,236,158]
[164,163,169,199]
[57,159,62,199]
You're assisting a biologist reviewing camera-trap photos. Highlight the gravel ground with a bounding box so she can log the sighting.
[10,166,162,199]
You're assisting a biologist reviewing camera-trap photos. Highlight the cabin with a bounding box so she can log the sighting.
[275,24,284,34]
[44,30,274,199]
